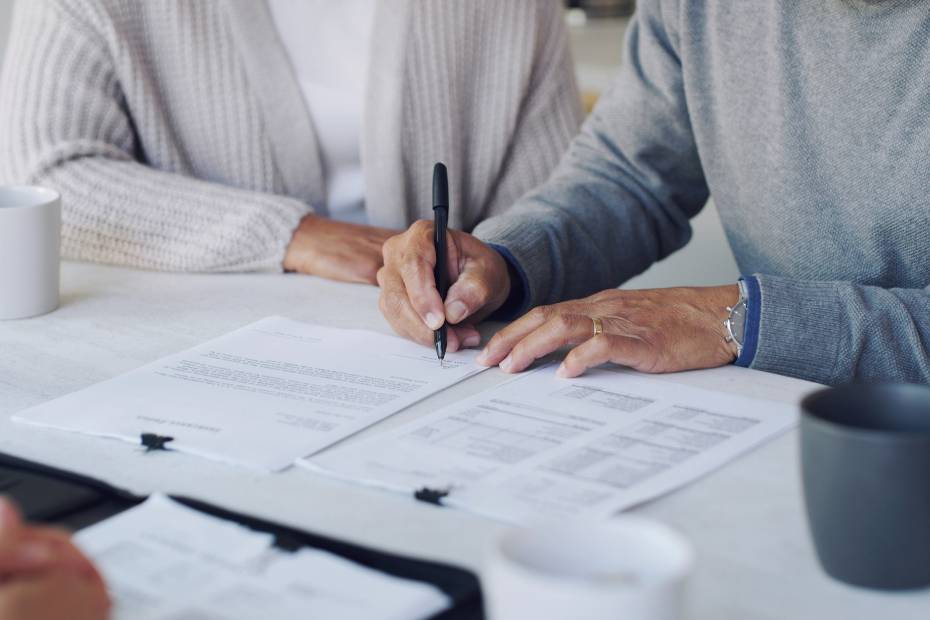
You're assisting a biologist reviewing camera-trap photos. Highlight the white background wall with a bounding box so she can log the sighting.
[0,3,739,288]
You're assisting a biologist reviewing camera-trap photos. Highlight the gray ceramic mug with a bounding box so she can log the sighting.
[800,384,930,590]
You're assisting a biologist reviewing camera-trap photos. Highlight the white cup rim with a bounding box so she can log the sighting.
[487,515,695,590]
[0,185,61,211]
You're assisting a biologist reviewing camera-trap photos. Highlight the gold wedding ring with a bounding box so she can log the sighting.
[591,317,604,337]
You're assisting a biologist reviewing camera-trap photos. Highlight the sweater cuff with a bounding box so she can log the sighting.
[747,274,843,384]
[734,275,761,367]
[487,244,531,321]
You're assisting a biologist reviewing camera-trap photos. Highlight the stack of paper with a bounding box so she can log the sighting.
[14,317,485,471]
[13,315,799,525]
[75,495,449,620]
[301,364,798,523]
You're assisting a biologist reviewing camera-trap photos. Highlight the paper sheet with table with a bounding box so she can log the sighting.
[76,495,448,620]
[302,364,798,522]
[13,316,485,471]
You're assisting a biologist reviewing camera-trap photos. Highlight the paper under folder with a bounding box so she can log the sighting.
[0,451,484,620]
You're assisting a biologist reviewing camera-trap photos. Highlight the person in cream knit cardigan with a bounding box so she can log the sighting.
[0,0,581,283]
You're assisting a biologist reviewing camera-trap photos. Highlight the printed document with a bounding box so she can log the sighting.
[303,364,798,522]
[14,316,484,471]
[76,495,449,620]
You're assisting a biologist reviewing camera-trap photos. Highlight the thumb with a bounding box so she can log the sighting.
[444,264,497,325]
[0,497,22,544]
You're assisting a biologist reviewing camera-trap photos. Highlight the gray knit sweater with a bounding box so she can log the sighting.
[474,0,930,385]
[0,0,581,272]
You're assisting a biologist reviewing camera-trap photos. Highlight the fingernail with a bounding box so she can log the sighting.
[556,363,568,378]
[425,312,442,330]
[463,333,481,348]
[17,542,52,565]
[499,355,513,372]
[446,301,468,324]
[476,348,491,365]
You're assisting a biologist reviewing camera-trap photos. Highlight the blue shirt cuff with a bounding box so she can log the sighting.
[735,275,761,367]
[487,244,531,321]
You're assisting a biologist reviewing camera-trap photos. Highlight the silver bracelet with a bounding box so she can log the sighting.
[723,280,749,359]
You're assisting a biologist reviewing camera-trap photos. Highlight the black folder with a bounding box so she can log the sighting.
[0,452,484,620]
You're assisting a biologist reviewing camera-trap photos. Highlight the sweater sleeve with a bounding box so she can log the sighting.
[0,1,310,273]
[745,275,930,384]
[473,0,708,308]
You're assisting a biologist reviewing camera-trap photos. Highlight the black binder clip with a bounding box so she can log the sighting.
[140,433,174,452]
[414,487,450,506]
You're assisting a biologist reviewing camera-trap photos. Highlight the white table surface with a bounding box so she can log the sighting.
[1,262,927,619]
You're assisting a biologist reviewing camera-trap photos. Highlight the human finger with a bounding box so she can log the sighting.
[499,313,594,373]
[383,221,446,331]
[377,267,463,352]
[443,236,509,325]
[0,498,23,547]
[0,503,100,582]
[449,324,481,349]
[0,573,111,620]
[443,268,496,326]
[22,528,101,580]
[475,306,554,366]
[556,334,651,378]
[0,528,97,581]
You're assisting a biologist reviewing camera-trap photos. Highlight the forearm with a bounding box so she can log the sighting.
[475,160,699,311]
[0,1,308,273]
[43,157,308,272]
[5,74,363,276]
[744,275,930,384]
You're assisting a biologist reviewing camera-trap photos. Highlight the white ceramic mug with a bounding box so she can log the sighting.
[0,186,61,320]
[483,517,694,620]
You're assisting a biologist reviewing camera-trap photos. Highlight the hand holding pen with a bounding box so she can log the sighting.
[378,165,512,354]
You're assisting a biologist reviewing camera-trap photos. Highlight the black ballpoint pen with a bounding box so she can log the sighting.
[432,162,449,366]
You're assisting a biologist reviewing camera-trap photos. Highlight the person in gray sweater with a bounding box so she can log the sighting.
[378,0,930,385]
[0,0,580,285]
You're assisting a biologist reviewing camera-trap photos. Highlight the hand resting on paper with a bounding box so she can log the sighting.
[476,286,740,377]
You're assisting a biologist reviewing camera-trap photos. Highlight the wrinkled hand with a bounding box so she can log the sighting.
[477,286,740,377]
[0,498,110,620]
[378,221,511,352]
[283,215,399,285]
